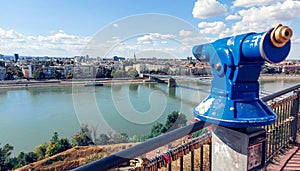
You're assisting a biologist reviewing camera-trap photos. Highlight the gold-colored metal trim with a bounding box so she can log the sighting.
[270,24,293,47]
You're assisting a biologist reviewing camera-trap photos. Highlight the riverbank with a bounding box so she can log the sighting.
[0,74,299,89]
[0,78,157,89]
[260,74,300,81]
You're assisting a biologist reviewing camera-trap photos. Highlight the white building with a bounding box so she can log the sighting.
[74,64,97,78]
[133,64,166,74]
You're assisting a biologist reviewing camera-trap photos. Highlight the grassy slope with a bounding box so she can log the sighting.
[14,143,138,171]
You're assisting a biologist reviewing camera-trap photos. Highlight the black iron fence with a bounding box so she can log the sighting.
[73,83,300,171]
[262,84,300,162]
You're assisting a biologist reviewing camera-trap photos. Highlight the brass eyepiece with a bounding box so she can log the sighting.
[270,24,293,47]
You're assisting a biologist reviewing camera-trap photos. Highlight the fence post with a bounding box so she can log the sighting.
[211,126,267,171]
[190,151,194,171]
[291,90,300,143]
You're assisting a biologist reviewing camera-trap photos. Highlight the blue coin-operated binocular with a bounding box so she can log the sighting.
[193,24,293,127]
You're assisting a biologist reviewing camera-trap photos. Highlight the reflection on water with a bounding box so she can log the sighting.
[168,87,176,97]
[111,84,122,91]
[260,79,299,92]
[129,84,139,91]
[27,87,73,96]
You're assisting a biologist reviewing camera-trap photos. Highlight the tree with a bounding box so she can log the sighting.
[112,133,129,144]
[15,69,24,78]
[32,70,40,80]
[96,134,110,145]
[71,125,94,146]
[127,68,138,78]
[5,66,24,80]
[14,152,37,168]
[146,111,188,139]
[111,70,128,78]
[51,132,59,144]
[33,142,48,160]
[66,72,73,79]
[45,132,72,158]
[32,70,45,80]
[0,143,14,171]
[72,132,94,146]
[0,61,5,67]
[164,111,187,131]
[54,70,62,80]
[5,70,14,80]
[96,67,112,78]
[59,138,72,150]
[16,152,27,167]
[150,123,166,137]
[132,135,143,142]
[45,141,57,158]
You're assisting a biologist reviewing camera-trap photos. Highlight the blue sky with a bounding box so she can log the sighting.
[1,0,300,59]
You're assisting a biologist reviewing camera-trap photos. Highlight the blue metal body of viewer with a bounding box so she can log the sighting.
[192,24,293,127]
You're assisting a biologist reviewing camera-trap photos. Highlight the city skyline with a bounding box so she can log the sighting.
[1,0,300,59]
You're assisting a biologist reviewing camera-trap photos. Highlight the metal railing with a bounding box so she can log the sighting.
[262,84,300,162]
[73,83,300,171]
[74,121,211,171]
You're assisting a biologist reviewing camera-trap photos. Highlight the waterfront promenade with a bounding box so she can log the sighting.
[0,74,299,89]
[0,78,155,89]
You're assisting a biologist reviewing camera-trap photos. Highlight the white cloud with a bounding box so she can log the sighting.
[27,36,36,41]
[190,0,300,59]
[238,1,300,22]
[220,0,300,37]
[294,37,300,44]
[137,33,176,44]
[0,28,24,40]
[179,30,193,37]
[181,35,214,47]
[192,0,227,19]
[225,14,241,20]
[142,41,152,44]
[113,23,119,28]
[125,45,141,50]
[233,0,281,7]
[198,21,227,34]
[0,28,91,56]
[106,36,122,45]
[108,43,189,59]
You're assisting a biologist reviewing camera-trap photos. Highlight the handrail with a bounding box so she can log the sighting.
[262,83,300,102]
[73,121,210,171]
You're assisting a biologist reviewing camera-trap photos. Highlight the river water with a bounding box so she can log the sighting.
[0,79,299,155]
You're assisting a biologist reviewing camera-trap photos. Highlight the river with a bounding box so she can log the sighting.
[0,79,299,155]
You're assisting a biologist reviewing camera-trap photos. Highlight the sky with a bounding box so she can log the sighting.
[1,0,300,59]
